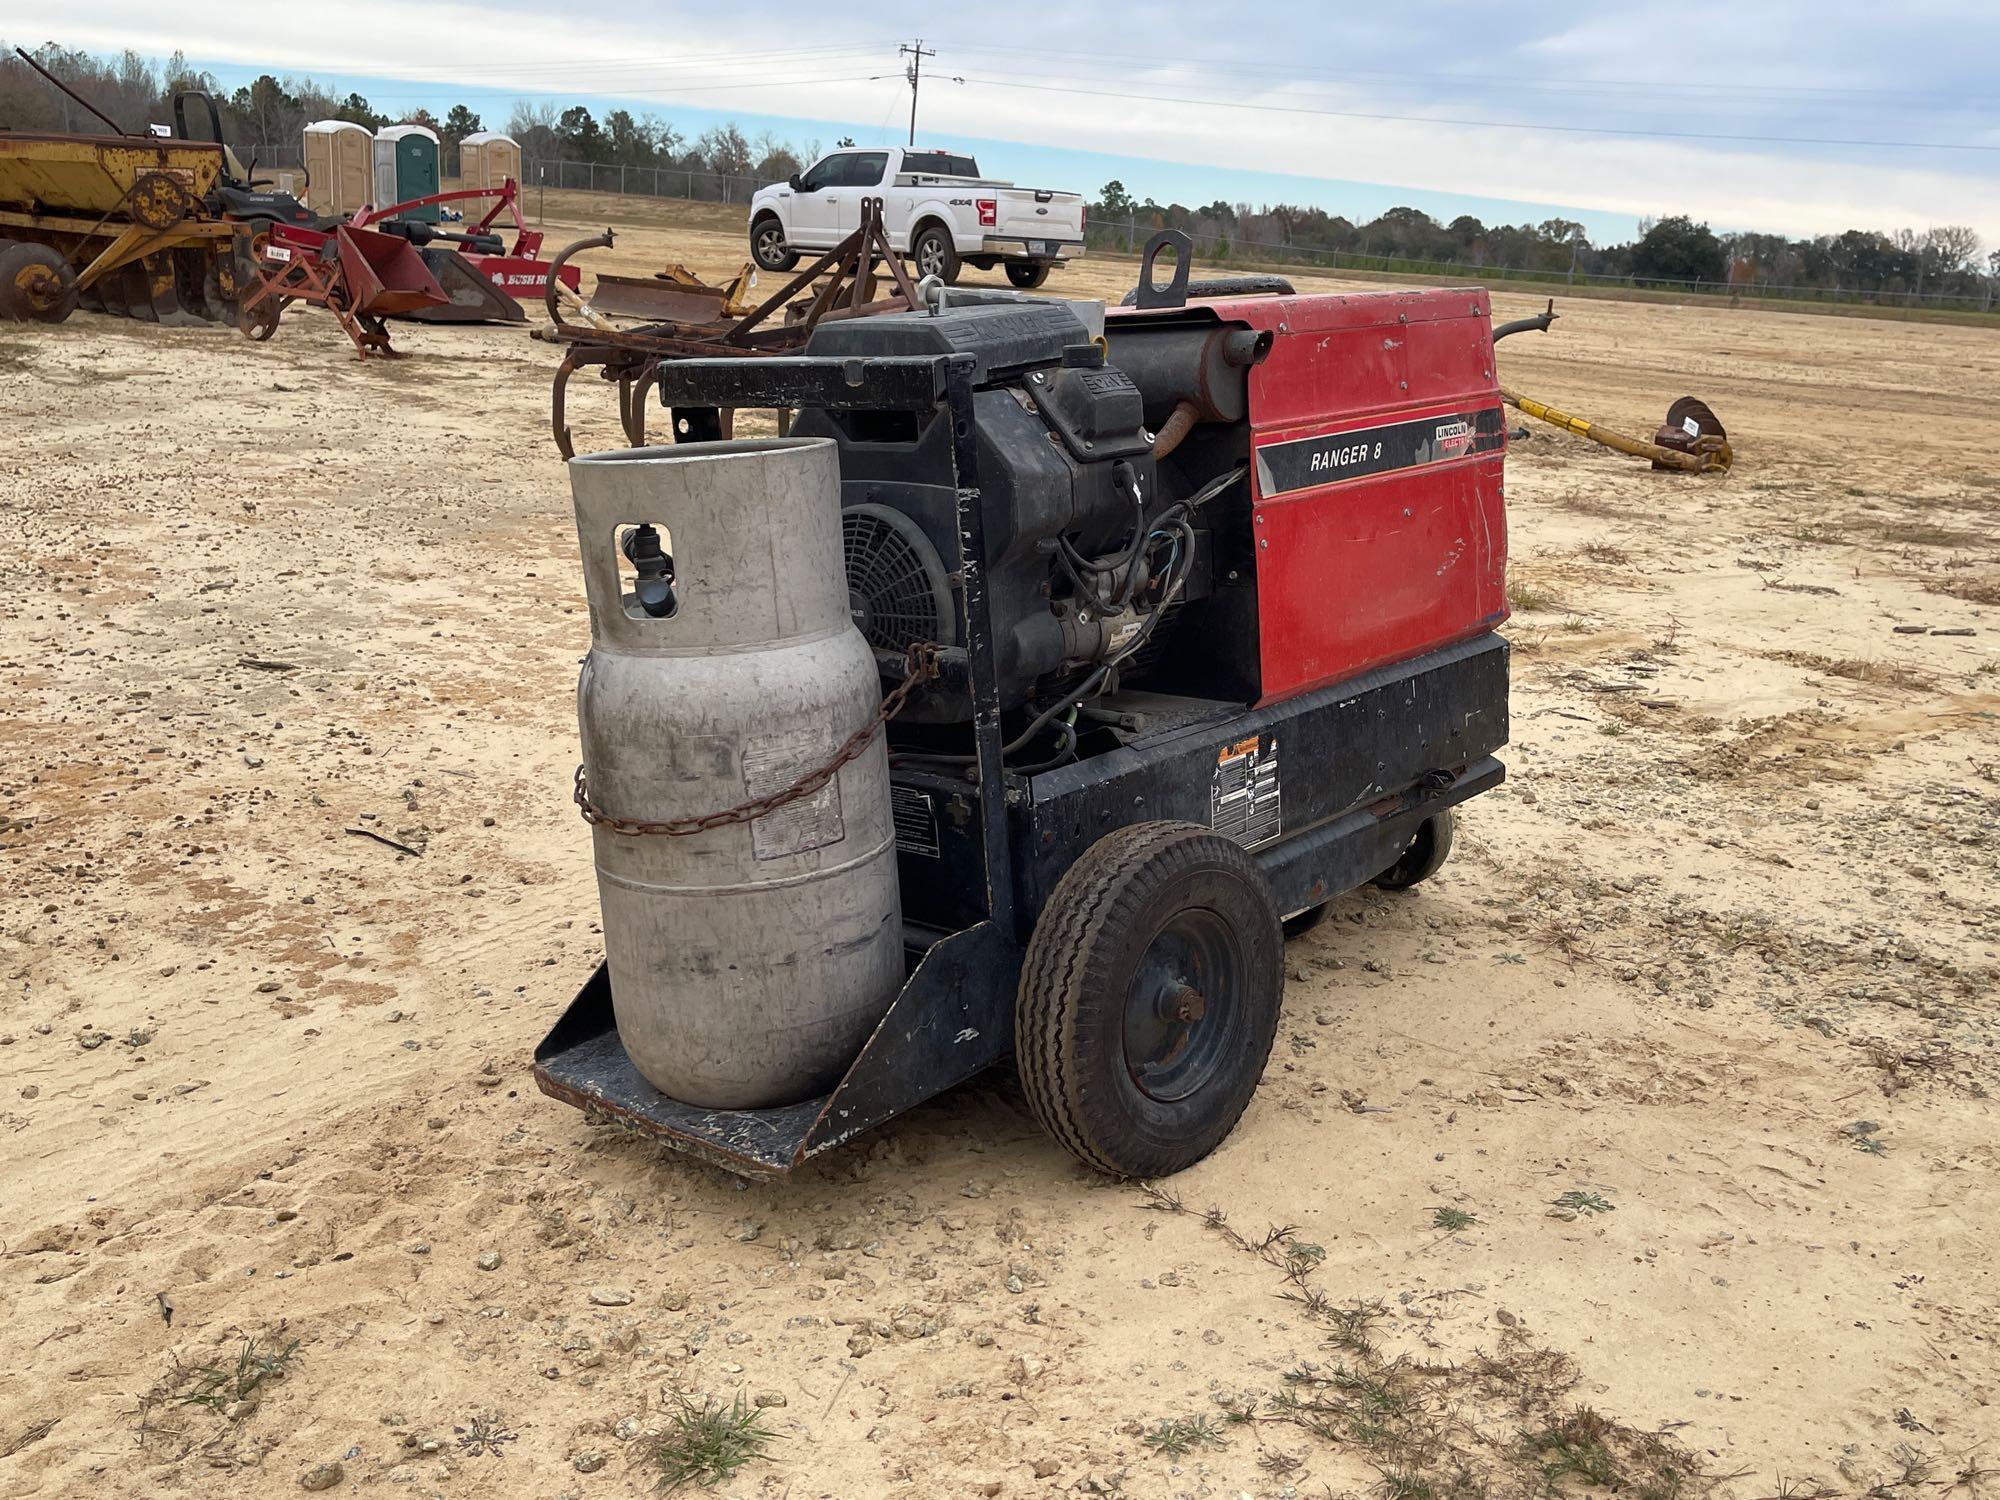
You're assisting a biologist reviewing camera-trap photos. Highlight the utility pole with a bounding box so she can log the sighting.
[899,39,935,147]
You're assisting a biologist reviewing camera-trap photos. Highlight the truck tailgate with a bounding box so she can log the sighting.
[993,191,1083,245]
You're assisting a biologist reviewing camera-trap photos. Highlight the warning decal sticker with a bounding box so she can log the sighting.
[1211,733,1282,849]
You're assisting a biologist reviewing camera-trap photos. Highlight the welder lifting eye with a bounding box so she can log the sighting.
[621,524,677,618]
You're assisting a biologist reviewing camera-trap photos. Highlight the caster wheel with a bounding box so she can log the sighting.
[1373,809,1455,891]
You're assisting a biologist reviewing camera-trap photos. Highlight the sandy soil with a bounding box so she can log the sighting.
[2,194,1996,1500]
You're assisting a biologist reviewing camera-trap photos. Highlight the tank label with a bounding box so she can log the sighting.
[1211,733,1282,849]
[891,785,940,859]
[743,728,846,861]
[1253,406,1505,496]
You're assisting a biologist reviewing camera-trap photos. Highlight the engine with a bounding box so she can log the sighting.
[797,291,1270,728]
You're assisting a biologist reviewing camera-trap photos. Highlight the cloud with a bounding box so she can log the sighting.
[35,1,2000,244]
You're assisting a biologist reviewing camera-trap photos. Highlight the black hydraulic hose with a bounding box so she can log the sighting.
[1493,298,1558,342]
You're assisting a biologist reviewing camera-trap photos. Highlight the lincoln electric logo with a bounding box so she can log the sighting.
[1434,418,1475,454]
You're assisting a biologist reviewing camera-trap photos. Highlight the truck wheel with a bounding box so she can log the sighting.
[911,224,961,285]
[1005,260,1051,290]
[1373,809,1455,891]
[0,243,77,323]
[1016,821,1283,1177]
[750,215,798,272]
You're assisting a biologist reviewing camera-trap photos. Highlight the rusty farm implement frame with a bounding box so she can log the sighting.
[537,196,921,457]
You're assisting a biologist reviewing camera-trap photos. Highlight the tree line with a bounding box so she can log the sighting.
[4,42,1992,305]
[0,43,827,198]
[1090,182,1997,306]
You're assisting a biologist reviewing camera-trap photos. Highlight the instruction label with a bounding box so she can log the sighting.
[742,728,844,861]
[1211,733,1282,849]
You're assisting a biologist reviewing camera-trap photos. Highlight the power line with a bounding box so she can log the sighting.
[951,54,1991,117]
[352,41,895,83]
[951,73,2000,153]
[936,37,1997,107]
[358,72,885,106]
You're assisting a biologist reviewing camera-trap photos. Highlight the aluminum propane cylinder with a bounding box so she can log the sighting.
[568,438,905,1110]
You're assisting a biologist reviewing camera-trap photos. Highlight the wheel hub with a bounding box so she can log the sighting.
[15,263,63,313]
[1122,908,1240,1103]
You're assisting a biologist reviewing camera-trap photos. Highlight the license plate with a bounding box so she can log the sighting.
[1027,240,1051,256]
[266,245,292,262]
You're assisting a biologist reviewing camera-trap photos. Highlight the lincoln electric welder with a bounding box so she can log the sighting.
[537,233,1510,1179]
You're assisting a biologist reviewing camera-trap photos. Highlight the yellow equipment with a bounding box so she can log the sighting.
[1501,386,1734,473]
[0,130,245,324]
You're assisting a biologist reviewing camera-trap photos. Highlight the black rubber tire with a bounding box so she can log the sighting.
[0,242,77,323]
[911,223,961,285]
[1373,809,1456,891]
[1005,260,1052,290]
[1281,903,1329,940]
[1016,821,1284,1177]
[749,215,798,272]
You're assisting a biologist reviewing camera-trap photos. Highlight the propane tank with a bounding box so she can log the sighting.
[568,438,905,1110]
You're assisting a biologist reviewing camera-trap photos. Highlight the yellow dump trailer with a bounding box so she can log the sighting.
[0,130,244,324]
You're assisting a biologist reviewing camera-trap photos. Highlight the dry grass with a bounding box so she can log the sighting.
[1766,651,1934,692]
[1136,1184,1708,1500]
[1507,578,1561,614]
[1851,518,1987,550]
[1925,575,2000,606]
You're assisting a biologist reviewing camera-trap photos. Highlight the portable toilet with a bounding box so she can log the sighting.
[458,131,522,197]
[374,124,441,222]
[302,120,372,217]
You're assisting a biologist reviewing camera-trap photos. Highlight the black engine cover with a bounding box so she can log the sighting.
[799,297,1155,723]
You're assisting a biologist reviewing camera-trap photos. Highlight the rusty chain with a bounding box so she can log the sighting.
[574,642,940,838]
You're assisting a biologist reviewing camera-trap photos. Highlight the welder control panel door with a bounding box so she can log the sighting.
[1243,289,1508,702]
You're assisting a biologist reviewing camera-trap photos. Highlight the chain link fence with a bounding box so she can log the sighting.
[523,155,764,205]
[1080,216,1998,313]
[279,149,1994,315]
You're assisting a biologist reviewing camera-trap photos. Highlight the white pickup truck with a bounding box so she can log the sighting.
[748,147,1085,288]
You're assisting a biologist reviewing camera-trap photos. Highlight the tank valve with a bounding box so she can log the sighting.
[621,524,676,618]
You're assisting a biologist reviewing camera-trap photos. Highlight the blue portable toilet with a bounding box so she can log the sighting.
[373,125,441,222]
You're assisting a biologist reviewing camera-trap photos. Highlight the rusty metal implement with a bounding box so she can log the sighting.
[537,196,921,458]
[1492,299,1733,473]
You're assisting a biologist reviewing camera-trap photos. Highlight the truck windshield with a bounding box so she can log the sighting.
[902,151,978,177]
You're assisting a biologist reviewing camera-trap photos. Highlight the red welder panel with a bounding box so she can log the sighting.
[1202,288,1508,703]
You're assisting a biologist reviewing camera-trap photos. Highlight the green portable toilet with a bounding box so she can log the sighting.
[373,125,441,222]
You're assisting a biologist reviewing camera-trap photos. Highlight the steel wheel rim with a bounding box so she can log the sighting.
[1122,906,1243,1103]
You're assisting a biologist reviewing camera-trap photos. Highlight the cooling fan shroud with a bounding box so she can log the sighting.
[842,503,957,653]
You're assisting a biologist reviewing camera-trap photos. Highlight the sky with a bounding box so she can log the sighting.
[18,3,2000,250]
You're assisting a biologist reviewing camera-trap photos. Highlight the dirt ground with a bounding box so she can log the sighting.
[2,193,1996,1500]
